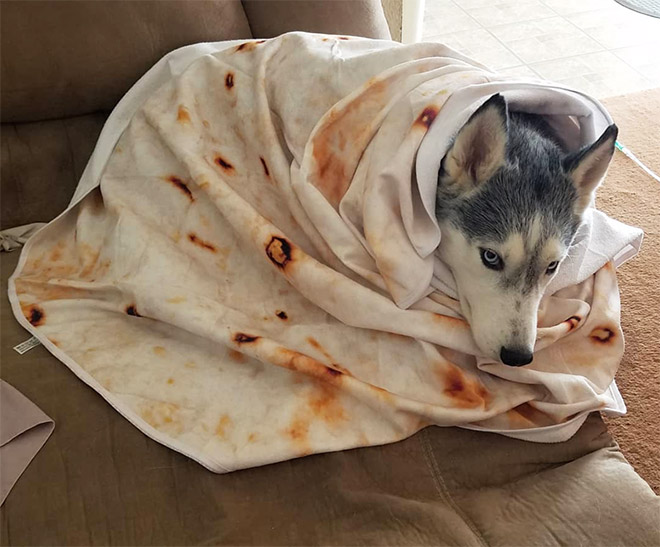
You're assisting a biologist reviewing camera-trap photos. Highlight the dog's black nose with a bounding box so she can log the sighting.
[500,347,533,366]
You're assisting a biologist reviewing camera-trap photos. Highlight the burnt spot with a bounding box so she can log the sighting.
[339,36,350,40]
[188,233,217,252]
[177,105,191,124]
[233,332,260,344]
[308,381,347,425]
[214,414,232,438]
[50,244,63,262]
[214,156,234,171]
[325,366,342,377]
[565,316,581,330]
[228,349,247,363]
[590,327,615,344]
[443,365,489,409]
[415,106,439,130]
[126,305,141,317]
[307,336,334,362]
[164,175,194,201]
[260,157,270,177]
[225,72,234,89]
[266,236,292,269]
[285,417,309,443]
[276,310,288,320]
[511,402,555,427]
[432,313,468,328]
[332,364,352,376]
[26,305,45,326]
[235,40,266,52]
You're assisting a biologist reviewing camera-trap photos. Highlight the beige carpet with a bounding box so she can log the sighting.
[598,88,660,494]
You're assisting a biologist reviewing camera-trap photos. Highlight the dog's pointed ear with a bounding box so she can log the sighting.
[564,124,618,215]
[440,94,508,191]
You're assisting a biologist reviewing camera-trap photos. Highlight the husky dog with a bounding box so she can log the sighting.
[436,94,617,366]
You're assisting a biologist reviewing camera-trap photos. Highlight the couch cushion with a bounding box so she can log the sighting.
[242,0,391,40]
[2,250,658,546]
[0,1,252,123]
[1,113,107,229]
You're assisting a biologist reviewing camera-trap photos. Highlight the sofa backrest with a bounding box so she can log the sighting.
[1,1,253,123]
[0,0,390,229]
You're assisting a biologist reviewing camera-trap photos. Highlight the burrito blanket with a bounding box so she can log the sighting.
[9,33,643,472]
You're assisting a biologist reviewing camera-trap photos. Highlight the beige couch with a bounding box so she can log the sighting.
[1,2,658,545]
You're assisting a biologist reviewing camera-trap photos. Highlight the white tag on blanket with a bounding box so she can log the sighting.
[13,336,41,355]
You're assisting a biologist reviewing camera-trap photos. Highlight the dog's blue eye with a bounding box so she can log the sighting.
[546,261,559,274]
[480,248,503,271]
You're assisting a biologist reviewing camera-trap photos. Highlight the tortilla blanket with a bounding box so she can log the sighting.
[9,33,643,472]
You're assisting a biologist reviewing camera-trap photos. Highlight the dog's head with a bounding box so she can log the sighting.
[435,94,617,366]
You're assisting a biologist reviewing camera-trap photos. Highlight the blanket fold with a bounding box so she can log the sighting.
[9,33,642,472]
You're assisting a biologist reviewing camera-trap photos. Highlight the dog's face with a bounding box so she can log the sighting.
[435,94,617,366]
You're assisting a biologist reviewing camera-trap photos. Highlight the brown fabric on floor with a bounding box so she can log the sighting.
[599,88,660,494]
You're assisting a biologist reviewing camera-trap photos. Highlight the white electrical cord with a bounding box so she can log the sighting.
[615,140,660,183]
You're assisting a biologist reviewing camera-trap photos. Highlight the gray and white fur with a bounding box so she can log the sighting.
[435,93,617,366]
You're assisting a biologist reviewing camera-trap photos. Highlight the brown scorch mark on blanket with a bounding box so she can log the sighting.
[215,415,232,438]
[228,349,247,363]
[307,337,334,362]
[331,364,352,376]
[311,77,387,207]
[565,316,581,330]
[140,402,181,433]
[23,305,45,326]
[188,233,217,252]
[50,243,63,262]
[266,237,292,268]
[309,382,346,424]
[590,327,615,344]
[285,418,309,445]
[233,333,260,344]
[153,346,167,356]
[442,365,489,409]
[126,305,141,317]
[164,175,194,201]
[260,157,270,177]
[275,310,288,320]
[235,40,266,52]
[177,105,191,124]
[339,37,350,40]
[432,313,469,328]
[225,72,234,89]
[284,376,347,449]
[215,156,234,171]
[509,402,555,427]
[415,106,439,129]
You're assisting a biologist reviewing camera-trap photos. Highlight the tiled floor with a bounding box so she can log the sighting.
[423,0,660,98]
